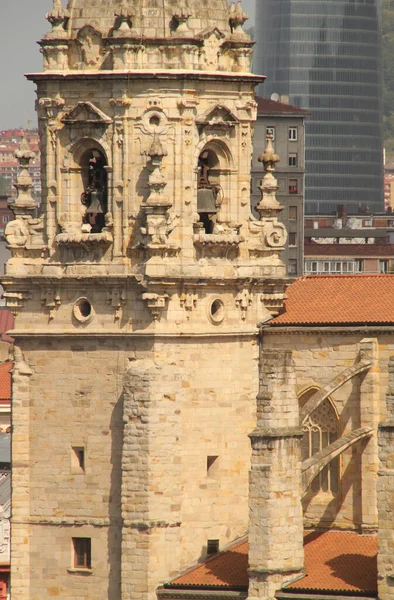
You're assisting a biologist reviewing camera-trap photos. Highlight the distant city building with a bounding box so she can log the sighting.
[0,130,41,203]
[254,0,384,215]
[251,97,309,277]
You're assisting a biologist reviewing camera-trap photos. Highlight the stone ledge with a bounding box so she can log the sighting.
[248,426,304,440]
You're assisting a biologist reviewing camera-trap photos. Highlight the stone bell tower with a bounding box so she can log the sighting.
[3,1,291,599]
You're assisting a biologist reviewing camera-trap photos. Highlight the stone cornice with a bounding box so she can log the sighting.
[8,330,259,340]
[26,70,265,85]
[158,589,247,600]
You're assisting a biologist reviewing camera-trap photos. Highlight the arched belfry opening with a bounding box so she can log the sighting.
[79,148,108,233]
[196,144,228,233]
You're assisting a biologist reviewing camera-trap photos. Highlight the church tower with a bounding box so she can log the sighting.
[3,1,292,598]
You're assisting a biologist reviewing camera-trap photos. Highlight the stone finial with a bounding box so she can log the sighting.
[255,131,282,215]
[11,138,37,216]
[229,1,249,37]
[45,0,69,37]
[114,0,134,35]
[172,12,191,37]
[145,135,169,207]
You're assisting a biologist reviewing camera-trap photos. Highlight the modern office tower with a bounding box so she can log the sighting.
[254,0,384,215]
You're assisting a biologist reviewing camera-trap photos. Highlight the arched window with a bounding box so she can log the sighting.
[300,390,339,495]
[79,148,108,233]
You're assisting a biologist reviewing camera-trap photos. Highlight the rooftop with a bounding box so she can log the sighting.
[269,275,394,327]
[256,96,310,117]
[166,532,377,596]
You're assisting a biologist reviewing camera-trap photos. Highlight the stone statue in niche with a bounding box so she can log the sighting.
[81,152,108,233]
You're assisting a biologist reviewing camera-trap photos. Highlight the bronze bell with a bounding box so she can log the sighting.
[86,190,104,214]
[197,187,218,214]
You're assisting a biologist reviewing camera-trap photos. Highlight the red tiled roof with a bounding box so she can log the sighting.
[288,531,377,595]
[167,532,377,596]
[304,244,394,257]
[0,362,11,402]
[256,96,310,117]
[0,312,14,344]
[269,275,394,326]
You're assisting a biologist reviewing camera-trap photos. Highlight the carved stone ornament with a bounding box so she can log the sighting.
[235,288,252,320]
[41,288,62,321]
[45,0,69,38]
[107,289,126,321]
[56,212,114,247]
[172,12,191,37]
[142,292,169,321]
[113,0,134,36]
[61,102,112,126]
[180,292,198,318]
[229,1,249,39]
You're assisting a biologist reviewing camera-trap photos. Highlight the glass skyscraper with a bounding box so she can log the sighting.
[254,0,384,215]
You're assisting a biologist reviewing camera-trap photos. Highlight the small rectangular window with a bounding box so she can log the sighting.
[288,259,298,275]
[71,446,85,472]
[207,455,219,477]
[266,126,275,140]
[288,127,298,141]
[288,153,298,167]
[288,179,298,193]
[289,206,297,220]
[288,233,296,246]
[207,539,219,555]
[73,538,91,569]
[355,259,364,273]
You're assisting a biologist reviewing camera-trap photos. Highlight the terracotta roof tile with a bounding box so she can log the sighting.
[169,538,249,589]
[270,275,394,326]
[0,362,11,402]
[288,531,377,595]
[167,532,377,596]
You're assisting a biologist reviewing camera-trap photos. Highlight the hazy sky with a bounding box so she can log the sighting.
[0,0,256,131]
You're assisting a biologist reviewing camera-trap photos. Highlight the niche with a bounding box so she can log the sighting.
[80,148,108,233]
[197,148,223,233]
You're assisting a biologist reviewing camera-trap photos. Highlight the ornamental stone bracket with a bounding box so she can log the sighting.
[260,283,287,317]
[41,288,62,321]
[3,291,31,317]
[141,292,169,321]
[107,289,126,321]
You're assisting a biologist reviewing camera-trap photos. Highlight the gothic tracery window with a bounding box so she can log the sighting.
[300,394,339,495]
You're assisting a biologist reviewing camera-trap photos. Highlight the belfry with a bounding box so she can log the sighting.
[3,1,301,599]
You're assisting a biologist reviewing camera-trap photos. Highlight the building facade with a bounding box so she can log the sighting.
[2,1,296,599]
[254,0,384,215]
[251,97,309,276]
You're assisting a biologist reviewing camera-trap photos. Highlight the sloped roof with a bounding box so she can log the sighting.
[287,531,377,595]
[269,275,394,326]
[256,96,310,117]
[0,362,11,402]
[166,532,377,596]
